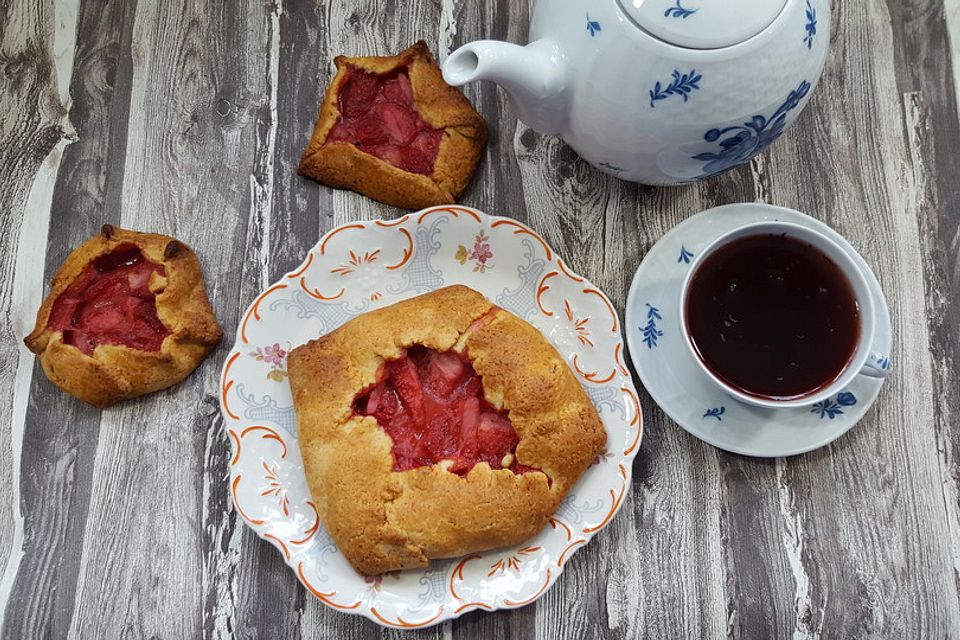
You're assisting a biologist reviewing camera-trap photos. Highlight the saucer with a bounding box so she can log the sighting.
[625,203,891,457]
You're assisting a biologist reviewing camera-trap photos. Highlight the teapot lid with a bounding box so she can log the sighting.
[618,0,789,49]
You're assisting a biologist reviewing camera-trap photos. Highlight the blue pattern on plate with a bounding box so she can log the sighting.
[236,383,297,436]
[586,385,629,421]
[554,493,605,525]
[677,245,694,264]
[811,391,857,419]
[692,80,811,178]
[664,0,697,18]
[495,238,546,320]
[649,69,702,108]
[269,290,356,331]
[400,219,446,293]
[804,0,817,49]
[311,526,341,580]
[703,407,725,421]
[417,561,454,606]
[586,13,601,36]
[641,304,664,349]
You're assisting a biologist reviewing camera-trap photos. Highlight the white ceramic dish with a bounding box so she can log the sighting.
[220,205,642,628]
[625,203,892,457]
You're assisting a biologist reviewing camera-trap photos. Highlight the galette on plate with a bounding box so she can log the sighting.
[287,285,606,575]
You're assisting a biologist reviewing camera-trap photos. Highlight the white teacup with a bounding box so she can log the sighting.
[678,221,892,409]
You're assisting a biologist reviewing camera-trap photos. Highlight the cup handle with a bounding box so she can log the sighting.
[860,351,893,379]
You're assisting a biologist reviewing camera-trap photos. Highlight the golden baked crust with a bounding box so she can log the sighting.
[288,285,606,575]
[24,225,222,407]
[298,41,488,210]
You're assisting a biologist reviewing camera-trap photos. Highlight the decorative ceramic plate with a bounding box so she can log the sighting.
[220,205,641,628]
[625,203,892,457]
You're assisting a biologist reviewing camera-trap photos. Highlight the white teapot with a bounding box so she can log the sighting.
[442,0,830,185]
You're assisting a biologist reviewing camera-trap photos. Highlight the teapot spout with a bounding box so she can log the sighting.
[442,40,567,135]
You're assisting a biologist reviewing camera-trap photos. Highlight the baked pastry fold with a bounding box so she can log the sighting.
[288,285,606,575]
[298,41,488,209]
[25,225,222,407]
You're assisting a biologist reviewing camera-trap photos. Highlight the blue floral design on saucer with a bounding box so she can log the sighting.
[664,0,697,18]
[811,391,857,420]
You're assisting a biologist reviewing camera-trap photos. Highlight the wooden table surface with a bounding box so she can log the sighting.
[2,0,959,638]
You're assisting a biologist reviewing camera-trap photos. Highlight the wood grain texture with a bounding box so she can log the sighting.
[1,0,959,637]
[0,0,79,637]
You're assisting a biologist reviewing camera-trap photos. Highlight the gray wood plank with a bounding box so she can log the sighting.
[892,0,960,611]
[54,0,270,637]
[223,0,329,637]
[9,15,142,633]
[0,0,82,637]
[451,0,534,223]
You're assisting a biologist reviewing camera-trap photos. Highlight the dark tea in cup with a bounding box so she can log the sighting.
[684,232,860,401]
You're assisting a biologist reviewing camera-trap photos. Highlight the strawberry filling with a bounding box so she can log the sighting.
[353,346,537,475]
[47,244,170,356]
[326,67,443,175]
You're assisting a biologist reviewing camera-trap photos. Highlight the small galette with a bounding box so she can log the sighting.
[25,225,222,407]
[297,41,487,209]
[287,285,606,575]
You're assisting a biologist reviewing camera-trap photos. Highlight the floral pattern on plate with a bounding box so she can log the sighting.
[220,205,642,628]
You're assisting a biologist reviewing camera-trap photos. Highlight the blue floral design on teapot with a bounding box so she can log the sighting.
[693,80,811,178]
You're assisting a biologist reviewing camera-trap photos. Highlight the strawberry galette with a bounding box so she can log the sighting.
[25,225,222,407]
[287,285,606,575]
[298,41,487,209]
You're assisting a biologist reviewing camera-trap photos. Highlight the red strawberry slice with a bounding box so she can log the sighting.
[382,71,414,105]
[47,245,169,355]
[398,130,443,174]
[127,266,152,290]
[364,384,385,415]
[375,102,418,146]
[84,272,125,300]
[373,387,399,425]
[461,374,481,399]
[477,412,519,459]
[351,114,390,147]
[126,324,162,350]
[370,144,403,168]
[81,305,125,332]
[120,295,147,313]
[421,350,466,398]
[338,70,378,117]
[351,348,527,475]
[327,67,444,174]
[423,411,458,459]
[390,357,425,423]
[430,350,465,382]
[48,299,77,328]
[457,397,480,460]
